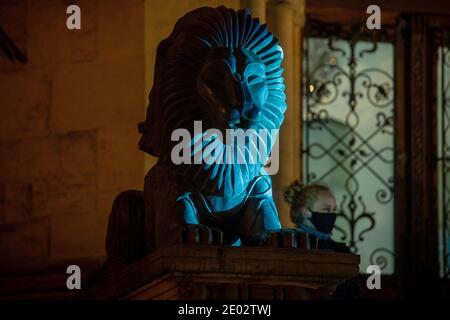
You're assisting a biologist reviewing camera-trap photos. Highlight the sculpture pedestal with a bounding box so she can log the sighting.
[85,245,360,300]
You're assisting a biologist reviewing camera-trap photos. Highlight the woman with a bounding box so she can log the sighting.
[283,180,349,252]
[283,180,359,299]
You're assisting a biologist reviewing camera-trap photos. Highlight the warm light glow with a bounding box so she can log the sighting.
[330,56,337,65]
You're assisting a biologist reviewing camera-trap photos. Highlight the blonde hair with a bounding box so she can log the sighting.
[283,180,331,225]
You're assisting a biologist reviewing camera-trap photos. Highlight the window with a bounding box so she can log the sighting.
[302,21,395,274]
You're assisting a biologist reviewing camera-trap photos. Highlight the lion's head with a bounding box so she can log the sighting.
[139,6,286,196]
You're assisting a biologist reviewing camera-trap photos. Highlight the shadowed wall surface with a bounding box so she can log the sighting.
[0,0,189,272]
[0,0,295,274]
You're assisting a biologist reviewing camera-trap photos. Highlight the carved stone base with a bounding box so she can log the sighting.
[84,245,360,300]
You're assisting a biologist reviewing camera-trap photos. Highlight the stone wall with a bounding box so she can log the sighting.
[0,0,242,274]
[0,0,146,272]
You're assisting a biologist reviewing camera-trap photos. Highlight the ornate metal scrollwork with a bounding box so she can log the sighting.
[303,20,395,268]
[370,248,395,271]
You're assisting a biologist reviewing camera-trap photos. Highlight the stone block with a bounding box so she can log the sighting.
[51,58,145,133]
[98,0,144,60]
[0,183,32,223]
[0,68,52,144]
[97,124,143,192]
[0,135,60,182]
[0,216,50,272]
[32,130,98,217]
[0,0,27,72]
[50,209,104,257]
[32,172,97,219]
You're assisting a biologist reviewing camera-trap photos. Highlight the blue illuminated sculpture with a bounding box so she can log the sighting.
[104,6,288,268]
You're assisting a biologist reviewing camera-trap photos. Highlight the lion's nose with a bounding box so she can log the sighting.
[242,106,262,122]
[241,82,262,122]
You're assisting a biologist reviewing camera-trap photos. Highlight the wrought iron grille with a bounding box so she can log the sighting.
[302,21,395,274]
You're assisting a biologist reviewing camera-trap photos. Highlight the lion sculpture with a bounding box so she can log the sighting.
[104,6,288,270]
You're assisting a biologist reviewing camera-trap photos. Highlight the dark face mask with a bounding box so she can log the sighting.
[308,211,337,234]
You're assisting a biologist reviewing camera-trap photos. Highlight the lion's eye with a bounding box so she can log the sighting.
[247,75,264,85]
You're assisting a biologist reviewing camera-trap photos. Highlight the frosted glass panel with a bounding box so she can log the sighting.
[302,36,395,274]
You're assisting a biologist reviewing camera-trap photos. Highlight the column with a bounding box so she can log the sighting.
[240,0,266,23]
[267,0,305,227]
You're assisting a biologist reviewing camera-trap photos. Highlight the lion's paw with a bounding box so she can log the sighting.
[181,224,224,245]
